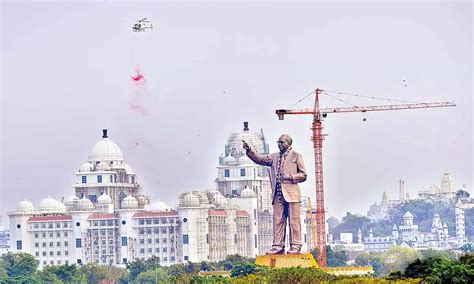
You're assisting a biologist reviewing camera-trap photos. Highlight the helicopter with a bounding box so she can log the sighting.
[132,18,153,32]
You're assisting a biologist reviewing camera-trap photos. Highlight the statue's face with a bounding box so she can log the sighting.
[277,136,291,152]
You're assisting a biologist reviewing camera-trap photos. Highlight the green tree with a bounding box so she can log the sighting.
[1,252,38,281]
[311,246,348,267]
[420,249,457,260]
[43,264,81,282]
[79,263,109,284]
[379,246,421,276]
[126,256,160,281]
[36,269,63,284]
[134,267,169,283]
[404,256,474,283]
[331,212,372,242]
[230,262,267,277]
[354,252,383,276]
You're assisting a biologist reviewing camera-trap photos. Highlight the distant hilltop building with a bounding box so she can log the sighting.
[418,172,458,200]
[332,204,467,254]
[368,172,469,221]
[8,125,317,268]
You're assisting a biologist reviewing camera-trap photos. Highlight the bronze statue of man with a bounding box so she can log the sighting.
[242,134,307,255]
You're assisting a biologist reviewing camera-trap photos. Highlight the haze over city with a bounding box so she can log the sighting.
[1,1,472,227]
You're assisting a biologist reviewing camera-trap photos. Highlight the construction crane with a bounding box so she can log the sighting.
[276,88,456,267]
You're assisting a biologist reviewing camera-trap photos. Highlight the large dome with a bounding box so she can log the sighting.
[148,201,172,212]
[89,129,124,162]
[17,200,34,213]
[39,197,65,213]
[224,122,269,161]
[121,195,138,209]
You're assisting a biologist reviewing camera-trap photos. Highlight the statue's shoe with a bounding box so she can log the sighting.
[286,249,301,255]
[266,248,285,255]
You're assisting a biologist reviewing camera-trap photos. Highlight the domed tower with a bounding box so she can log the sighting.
[8,199,36,253]
[216,122,272,212]
[74,129,143,210]
[177,192,210,262]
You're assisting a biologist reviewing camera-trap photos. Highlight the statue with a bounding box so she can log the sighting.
[242,134,307,255]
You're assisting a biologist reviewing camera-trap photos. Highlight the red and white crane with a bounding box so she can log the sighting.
[276,88,455,267]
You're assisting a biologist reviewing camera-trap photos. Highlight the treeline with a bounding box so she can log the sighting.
[1,251,473,283]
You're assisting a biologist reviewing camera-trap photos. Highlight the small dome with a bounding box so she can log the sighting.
[39,197,65,213]
[124,163,133,174]
[17,200,34,213]
[96,162,111,171]
[98,193,112,204]
[182,193,200,207]
[238,155,253,165]
[434,213,440,218]
[89,130,124,162]
[65,195,79,205]
[136,194,147,206]
[193,191,209,204]
[240,187,256,198]
[223,154,237,165]
[148,201,172,212]
[403,211,413,218]
[77,197,94,211]
[79,162,93,173]
[121,195,138,209]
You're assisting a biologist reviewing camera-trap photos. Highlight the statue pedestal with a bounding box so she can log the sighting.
[255,253,319,269]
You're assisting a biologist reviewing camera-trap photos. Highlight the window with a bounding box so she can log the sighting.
[224,169,230,177]
[123,258,128,264]
[34,233,39,238]
[184,256,189,261]
[81,176,87,184]
[65,251,69,256]
[121,237,128,246]
[64,231,68,237]
[56,232,60,237]
[57,242,61,247]
[97,175,102,183]
[76,238,82,248]
[35,251,39,256]
[148,248,152,253]
[77,259,82,264]
[49,232,53,238]
[56,222,61,228]
[65,260,69,265]
[240,169,246,176]
[42,232,46,238]
[42,251,46,256]
[34,223,39,229]
[183,235,189,244]
[140,248,145,253]
[50,251,53,256]
[147,239,152,244]
[35,242,39,248]
[49,242,54,247]
[57,251,61,256]
[42,242,46,247]
[64,241,68,247]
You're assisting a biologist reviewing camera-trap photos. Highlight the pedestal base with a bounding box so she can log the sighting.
[255,253,319,269]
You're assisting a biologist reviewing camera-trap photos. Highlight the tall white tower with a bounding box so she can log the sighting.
[455,199,467,244]
[399,179,405,202]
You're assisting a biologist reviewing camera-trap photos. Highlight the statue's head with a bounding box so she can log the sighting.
[277,134,292,152]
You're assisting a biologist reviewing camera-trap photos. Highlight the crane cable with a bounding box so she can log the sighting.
[287,89,422,109]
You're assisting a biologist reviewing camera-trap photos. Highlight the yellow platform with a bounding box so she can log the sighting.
[255,253,319,269]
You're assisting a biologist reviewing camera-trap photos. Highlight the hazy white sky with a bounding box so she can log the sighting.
[1,1,472,226]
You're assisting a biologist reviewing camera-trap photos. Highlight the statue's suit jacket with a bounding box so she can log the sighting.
[246,148,307,204]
